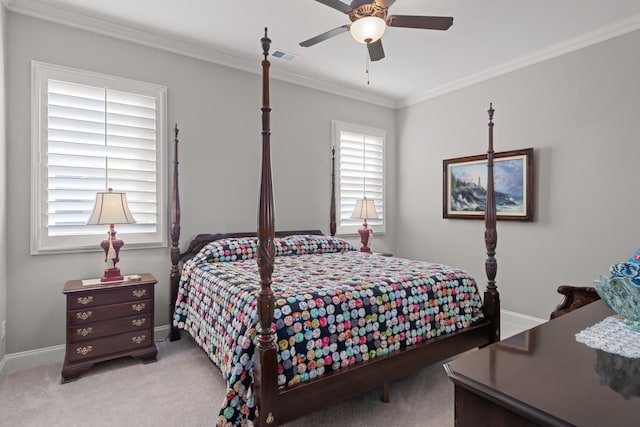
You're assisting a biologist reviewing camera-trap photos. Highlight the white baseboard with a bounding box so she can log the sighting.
[0,353,8,383]
[0,343,65,383]
[501,309,546,337]
[0,325,170,383]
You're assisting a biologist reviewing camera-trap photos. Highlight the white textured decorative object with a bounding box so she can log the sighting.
[575,316,640,359]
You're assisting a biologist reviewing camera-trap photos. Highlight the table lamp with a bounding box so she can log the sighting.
[351,197,379,253]
[87,188,136,282]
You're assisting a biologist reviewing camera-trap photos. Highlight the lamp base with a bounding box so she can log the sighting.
[101,267,124,283]
[357,226,373,253]
[99,226,125,283]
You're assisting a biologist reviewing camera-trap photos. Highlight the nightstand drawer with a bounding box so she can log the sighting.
[69,299,152,325]
[68,329,153,362]
[68,284,154,309]
[68,315,152,343]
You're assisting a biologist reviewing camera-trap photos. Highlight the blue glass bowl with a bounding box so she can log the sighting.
[594,275,640,331]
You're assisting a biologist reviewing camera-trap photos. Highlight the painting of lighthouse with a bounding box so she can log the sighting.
[443,148,533,221]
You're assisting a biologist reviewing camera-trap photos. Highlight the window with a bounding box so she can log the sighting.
[31,61,167,254]
[332,121,385,236]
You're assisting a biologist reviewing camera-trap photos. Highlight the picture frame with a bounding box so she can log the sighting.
[443,148,533,221]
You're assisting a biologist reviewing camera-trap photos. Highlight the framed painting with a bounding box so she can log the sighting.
[443,148,533,221]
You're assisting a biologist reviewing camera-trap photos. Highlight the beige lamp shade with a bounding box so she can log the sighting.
[351,198,379,220]
[87,189,136,225]
[350,16,386,44]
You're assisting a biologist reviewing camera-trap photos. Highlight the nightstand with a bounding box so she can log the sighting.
[61,273,158,383]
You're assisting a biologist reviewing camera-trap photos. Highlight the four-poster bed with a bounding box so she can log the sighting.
[169,29,500,426]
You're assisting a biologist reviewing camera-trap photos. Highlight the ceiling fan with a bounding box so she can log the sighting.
[299,0,453,61]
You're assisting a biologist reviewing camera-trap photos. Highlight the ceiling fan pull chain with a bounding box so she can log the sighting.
[365,44,370,85]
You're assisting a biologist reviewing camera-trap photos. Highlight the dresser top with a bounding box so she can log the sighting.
[446,300,640,426]
[63,273,157,293]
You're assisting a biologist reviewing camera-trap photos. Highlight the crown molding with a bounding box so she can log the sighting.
[4,0,396,109]
[398,13,640,108]
[7,0,640,110]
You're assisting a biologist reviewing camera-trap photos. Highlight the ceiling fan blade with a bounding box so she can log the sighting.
[315,0,352,14]
[299,25,350,47]
[367,39,385,62]
[374,0,397,8]
[386,15,453,30]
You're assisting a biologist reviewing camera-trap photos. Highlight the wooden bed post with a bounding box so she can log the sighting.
[169,124,182,342]
[254,28,278,426]
[330,146,337,237]
[484,103,500,343]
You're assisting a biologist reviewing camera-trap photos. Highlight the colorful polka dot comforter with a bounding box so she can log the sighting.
[173,235,484,426]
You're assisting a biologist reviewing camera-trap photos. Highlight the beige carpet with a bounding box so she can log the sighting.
[0,336,456,426]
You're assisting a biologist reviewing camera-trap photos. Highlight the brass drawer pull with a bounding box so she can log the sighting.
[76,346,93,356]
[76,311,93,321]
[132,289,147,298]
[132,335,146,345]
[76,327,93,337]
[131,303,146,312]
[132,318,146,327]
[77,296,93,305]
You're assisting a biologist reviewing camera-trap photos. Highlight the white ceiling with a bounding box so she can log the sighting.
[6,0,640,107]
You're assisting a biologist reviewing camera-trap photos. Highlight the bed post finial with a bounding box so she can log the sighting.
[484,103,500,343]
[262,27,271,61]
[169,123,182,341]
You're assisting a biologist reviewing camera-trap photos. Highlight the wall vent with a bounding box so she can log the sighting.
[271,49,297,62]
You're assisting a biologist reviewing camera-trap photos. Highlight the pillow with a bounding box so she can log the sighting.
[196,234,356,264]
[277,234,356,256]
[197,237,259,263]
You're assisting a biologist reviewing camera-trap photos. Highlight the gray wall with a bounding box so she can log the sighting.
[397,29,640,319]
[5,13,396,353]
[1,5,7,360]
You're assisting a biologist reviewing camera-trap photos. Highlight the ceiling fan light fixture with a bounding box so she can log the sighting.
[350,16,386,44]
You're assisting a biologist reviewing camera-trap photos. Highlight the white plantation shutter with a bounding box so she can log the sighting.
[333,121,385,235]
[32,62,167,254]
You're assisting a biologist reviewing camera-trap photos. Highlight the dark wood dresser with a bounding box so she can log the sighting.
[445,300,640,426]
[61,273,158,383]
